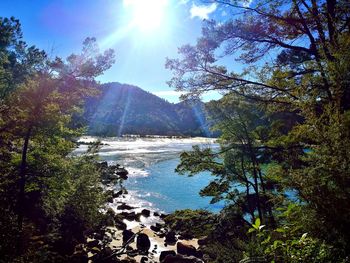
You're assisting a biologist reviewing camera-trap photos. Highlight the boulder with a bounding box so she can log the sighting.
[160,213,168,219]
[87,239,99,248]
[140,256,149,263]
[120,212,137,221]
[159,250,176,262]
[154,212,160,217]
[165,231,177,244]
[141,209,151,217]
[135,213,143,222]
[113,190,123,198]
[197,237,208,246]
[97,161,108,169]
[178,232,193,240]
[136,233,151,252]
[117,204,135,210]
[123,229,135,244]
[177,242,197,257]
[162,255,203,263]
[116,168,128,180]
[150,225,161,232]
[114,217,127,230]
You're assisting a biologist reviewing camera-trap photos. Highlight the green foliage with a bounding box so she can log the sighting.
[167,0,350,261]
[164,209,216,238]
[0,16,115,261]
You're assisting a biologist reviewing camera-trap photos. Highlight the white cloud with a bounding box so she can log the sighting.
[190,3,217,20]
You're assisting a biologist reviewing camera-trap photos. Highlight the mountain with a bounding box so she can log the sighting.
[83,82,213,137]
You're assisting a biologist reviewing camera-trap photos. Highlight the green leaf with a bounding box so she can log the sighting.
[254,218,261,229]
[248,228,256,234]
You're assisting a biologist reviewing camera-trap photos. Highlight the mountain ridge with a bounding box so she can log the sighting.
[83,82,213,137]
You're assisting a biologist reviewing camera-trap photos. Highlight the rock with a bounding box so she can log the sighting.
[107,196,114,203]
[104,211,115,227]
[160,213,168,219]
[179,233,193,240]
[97,161,108,169]
[141,209,151,217]
[113,190,123,198]
[87,240,99,248]
[159,250,176,262]
[114,217,127,230]
[90,247,101,254]
[120,211,138,221]
[165,231,177,244]
[93,230,105,240]
[195,250,203,259]
[136,233,151,252]
[123,229,135,244]
[177,242,197,257]
[135,213,142,222]
[117,203,135,210]
[126,245,133,251]
[140,256,149,263]
[162,255,203,263]
[150,225,161,232]
[197,237,208,246]
[154,212,160,217]
[116,168,129,180]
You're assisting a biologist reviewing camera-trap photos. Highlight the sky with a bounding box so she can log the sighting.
[0,0,233,103]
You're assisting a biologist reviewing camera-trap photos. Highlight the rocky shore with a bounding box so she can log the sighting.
[82,161,206,263]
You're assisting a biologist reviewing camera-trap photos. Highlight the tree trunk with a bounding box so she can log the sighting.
[17,126,32,252]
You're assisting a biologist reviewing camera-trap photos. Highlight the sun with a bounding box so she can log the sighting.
[123,0,169,33]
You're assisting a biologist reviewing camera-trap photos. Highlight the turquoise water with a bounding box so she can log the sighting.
[124,158,224,213]
[76,137,223,213]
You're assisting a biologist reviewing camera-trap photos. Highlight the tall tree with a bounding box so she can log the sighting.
[0,17,115,258]
[167,0,350,259]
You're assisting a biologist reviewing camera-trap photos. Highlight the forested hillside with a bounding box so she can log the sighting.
[84,82,212,137]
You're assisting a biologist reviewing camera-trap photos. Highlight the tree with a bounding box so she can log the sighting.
[0,17,115,259]
[167,0,350,260]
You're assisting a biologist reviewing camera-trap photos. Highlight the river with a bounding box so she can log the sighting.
[75,136,223,214]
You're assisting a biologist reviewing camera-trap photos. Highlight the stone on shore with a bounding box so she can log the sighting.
[159,250,176,262]
[165,231,177,244]
[141,209,151,217]
[136,233,151,253]
[177,242,197,257]
[123,229,135,244]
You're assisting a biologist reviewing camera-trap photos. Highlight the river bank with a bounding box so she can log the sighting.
[85,161,205,263]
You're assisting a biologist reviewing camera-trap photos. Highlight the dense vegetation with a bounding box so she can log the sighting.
[0,17,115,261]
[84,82,213,137]
[166,0,350,262]
[1,0,350,262]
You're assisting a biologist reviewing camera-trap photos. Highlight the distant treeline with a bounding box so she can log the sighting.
[81,82,218,137]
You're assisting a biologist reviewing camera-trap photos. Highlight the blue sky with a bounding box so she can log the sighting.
[0,0,229,102]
